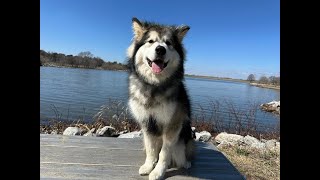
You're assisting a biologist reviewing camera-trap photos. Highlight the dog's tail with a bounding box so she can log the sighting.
[185,139,195,161]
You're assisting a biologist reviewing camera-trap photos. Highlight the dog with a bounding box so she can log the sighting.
[127,17,194,180]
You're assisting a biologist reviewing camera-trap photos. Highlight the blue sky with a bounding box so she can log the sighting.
[40,0,279,79]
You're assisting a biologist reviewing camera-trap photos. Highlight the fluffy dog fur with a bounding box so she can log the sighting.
[127,17,194,180]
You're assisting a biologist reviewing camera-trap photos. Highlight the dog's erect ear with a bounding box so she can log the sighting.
[175,25,190,42]
[132,17,144,41]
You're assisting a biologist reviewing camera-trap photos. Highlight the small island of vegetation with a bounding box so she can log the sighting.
[40,50,127,71]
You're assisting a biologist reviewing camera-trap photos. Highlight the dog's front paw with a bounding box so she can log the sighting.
[139,163,154,175]
[148,168,164,180]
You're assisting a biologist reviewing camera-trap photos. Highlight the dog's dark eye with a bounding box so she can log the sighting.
[165,41,172,46]
[148,40,154,43]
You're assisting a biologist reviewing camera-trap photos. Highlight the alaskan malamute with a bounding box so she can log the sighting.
[127,17,194,180]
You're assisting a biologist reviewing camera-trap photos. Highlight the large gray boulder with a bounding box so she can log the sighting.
[63,127,81,136]
[195,131,212,142]
[216,140,234,148]
[214,132,244,145]
[242,135,260,146]
[262,140,280,153]
[50,130,58,135]
[251,142,266,149]
[242,135,265,149]
[275,142,280,153]
[214,132,279,152]
[265,139,277,150]
[96,126,118,137]
[118,131,143,138]
[261,100,280,114]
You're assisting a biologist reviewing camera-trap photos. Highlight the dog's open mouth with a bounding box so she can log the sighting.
[147,58,168,74]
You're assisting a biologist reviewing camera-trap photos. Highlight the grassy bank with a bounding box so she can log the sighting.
[250,83,280,90]
[218,145,279,180]
[186,74,280,90]
[40,118,279,140]
[40,99,280,140]
[185,74,248,83]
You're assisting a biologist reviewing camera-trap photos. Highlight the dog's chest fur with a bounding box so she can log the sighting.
[128,74,178,132]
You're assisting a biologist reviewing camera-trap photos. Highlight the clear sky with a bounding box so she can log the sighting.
[40,0,279,79]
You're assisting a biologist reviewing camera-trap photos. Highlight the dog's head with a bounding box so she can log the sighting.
[127,17,190,85]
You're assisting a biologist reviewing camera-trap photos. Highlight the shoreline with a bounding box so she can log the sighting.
[41,65,279,90]
[250,82,280,90]
[185,74,248,83]
[40,118,280,141]
[185,75,280,90]
[41,63,128,72]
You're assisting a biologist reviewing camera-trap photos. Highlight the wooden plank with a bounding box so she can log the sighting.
[40,134,245,180]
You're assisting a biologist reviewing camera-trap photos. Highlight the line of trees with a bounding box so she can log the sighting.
[40,50,127,71]
[247,74,280,86]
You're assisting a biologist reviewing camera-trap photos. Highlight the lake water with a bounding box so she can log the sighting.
[40,67,280,130]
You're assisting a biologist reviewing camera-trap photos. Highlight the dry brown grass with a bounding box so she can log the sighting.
[40,118,140,135]
[218,145,280,180]
[41,99,140,134]
[41,99,280,141]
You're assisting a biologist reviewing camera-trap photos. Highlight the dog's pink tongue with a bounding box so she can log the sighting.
[152,62,164,73]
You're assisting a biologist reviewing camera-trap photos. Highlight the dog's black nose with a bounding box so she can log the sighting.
[155,46,166,56]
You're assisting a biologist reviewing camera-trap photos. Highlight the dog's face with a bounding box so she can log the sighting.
[127,18,190,85]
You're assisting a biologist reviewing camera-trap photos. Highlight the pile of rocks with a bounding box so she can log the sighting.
[61,126,279,153]
[213,132,280,153]
[62,126,119,137]
[260,100,280,114]
[61,125,144,138]
[61,125,214,142]
[193,130,212,142]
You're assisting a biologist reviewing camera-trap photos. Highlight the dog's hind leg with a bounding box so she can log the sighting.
[171,140,191,169]
[139,132,162,175]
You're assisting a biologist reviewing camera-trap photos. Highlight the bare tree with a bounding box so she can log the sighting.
[274,76,280,86]
[269,76,280,86]
[50,52,59,62]
[259,76,269,84]
[78,51,93,58]
[83,58,90,68]
[94,57,104,67]
[247,74,255,83]
[89,59,98,68]
[269,76,277,85]
[40,49,127,70]
[65,55,76,67]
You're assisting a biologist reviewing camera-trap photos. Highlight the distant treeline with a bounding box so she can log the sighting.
[247,74,280,86]
[40,50,128,71]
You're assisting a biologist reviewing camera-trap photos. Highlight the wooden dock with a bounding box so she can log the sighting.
[40,134,245,180]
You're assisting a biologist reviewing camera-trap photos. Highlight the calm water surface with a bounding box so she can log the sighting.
[40,67,280,130]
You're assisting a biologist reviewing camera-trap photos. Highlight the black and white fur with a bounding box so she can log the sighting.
[127,17,194,180]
